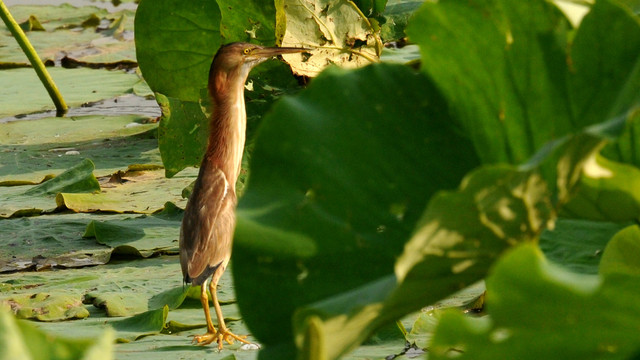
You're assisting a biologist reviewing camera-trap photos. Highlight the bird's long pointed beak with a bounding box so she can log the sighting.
[253,46,310,58]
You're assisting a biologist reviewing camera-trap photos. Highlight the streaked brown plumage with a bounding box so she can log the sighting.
[179,42,308,349]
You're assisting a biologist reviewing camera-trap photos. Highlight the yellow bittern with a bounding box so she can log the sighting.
[179,43,307,349]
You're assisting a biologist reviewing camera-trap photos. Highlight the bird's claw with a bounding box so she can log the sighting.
[215,328,250,350]
[191,328,250,350]
[191,331,217,346]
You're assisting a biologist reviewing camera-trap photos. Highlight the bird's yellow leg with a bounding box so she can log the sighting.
[192,280,218,345]
[210,268,251,350]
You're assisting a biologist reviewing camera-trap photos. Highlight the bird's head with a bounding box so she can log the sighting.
[208,42,308,101]
[211,42,307,76]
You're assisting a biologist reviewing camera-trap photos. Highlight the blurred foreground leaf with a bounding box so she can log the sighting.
[539,218,629,274]
[0,307,113,360]
[233,0,639,357]
[234,62,480,354]
[407,0,640,173]
[429,237,640,359]
[563,152,640,221]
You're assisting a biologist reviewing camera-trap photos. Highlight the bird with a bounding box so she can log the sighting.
[179,42,308,350]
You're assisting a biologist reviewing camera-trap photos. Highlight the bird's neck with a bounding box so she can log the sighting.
[204,71,248,185]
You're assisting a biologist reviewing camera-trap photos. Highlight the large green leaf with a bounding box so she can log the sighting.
[155,94,210,178]
[134,0,222,102]
[135,1,306,176]
[237,114,622,359]
[562,152,640,221]
[407,0,640,170]
[233,62,480,351]
[352,0,388,18]
[218,0,276,44]
[602,109,640,169]
[600,225,640,277]
[568,0,640,124]
[288,113,626,359]
[233,0,639,357]
[428,238,640,359]
[539,218,629,274]
[291,165,552,359]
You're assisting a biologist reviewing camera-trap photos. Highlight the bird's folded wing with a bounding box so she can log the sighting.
[181,167,235,281]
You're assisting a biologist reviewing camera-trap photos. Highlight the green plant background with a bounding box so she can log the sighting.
[1,0,640,359]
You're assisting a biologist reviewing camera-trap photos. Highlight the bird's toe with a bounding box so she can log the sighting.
[192,331,217,346]
[217,328,250,350]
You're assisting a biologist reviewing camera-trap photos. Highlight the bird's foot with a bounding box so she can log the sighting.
[191,330,218,346]
[215,327,251,350]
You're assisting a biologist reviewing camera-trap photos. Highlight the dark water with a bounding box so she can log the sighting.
[0,94,161,123]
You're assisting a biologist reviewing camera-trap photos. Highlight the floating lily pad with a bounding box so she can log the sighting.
[0,114,160,184]
[82,204,182,256]
[24,158,100,196]
[0,114,156,147]
[0,68,144,118]
[0,256,239,317]
[0,213,111,272]
[111,306,169,342]
[0,255,250,356]
[57,168,194,214]
[0,204,183,273]
[1,4,136,65]
[0,185,59,219]
[86,292,148,317]
[1,157,191,219]
[0,158,101,219]
[3,292,89,321]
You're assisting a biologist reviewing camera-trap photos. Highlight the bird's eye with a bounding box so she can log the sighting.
[243,48,250,55]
